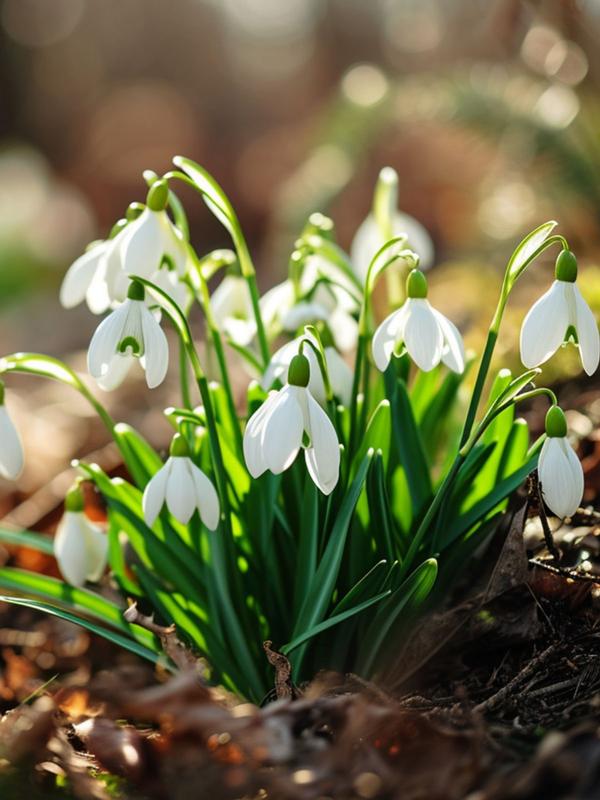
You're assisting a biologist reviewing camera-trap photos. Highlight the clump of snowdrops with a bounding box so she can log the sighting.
[0,160,596,701]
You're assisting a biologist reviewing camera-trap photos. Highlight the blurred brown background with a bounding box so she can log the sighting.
[1,0,600,511]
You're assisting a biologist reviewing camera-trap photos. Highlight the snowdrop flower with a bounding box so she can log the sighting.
[520,250,599,376]
[372,269,465,373]
[210,275,256,346]
[0,382,24,481]
[538,406,584,519]
[87,280,169,390]
[119,180,188,280]
[54,485,108,587]
[142,434,220,529]
[350,168,434,282]
[261,334,353,406]
[244,353,340,494]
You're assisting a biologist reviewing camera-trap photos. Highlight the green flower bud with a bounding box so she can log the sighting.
[545,405,567,438]
[126,202,145,221]
[127,280,145,302]
[108,219,128,239]
[146,179,169,212]
[65,483,85,513]
[406,269,428,299]
[170,433,191,457]
[288,354,310,387]
[555,250,577,283]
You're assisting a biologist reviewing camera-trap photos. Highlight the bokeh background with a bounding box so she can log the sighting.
[1,0,600,521]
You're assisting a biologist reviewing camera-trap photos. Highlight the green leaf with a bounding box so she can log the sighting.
[354,400,391,470]
[173,156,236,236]
[366,453,396,563]
[385,370,432,517]
[281,590,390,656]
[291,451,373,674]
[112,423,163,489]
[0,567,159,653]
[0,528,54,555]
[359,558,438,674]
[0,352,84,390]
[333,559,389,615]
[506,221,557,286]
[0,595,163,666]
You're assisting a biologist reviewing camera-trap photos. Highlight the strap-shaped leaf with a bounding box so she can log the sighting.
[0,527,54,555]
[506,220,557,286]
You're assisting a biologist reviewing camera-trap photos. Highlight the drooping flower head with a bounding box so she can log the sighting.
[520,249,599,376]
[0,381,24,481]
[210,275,257,346]
[142,433,220,529]
[538,405,584,519]
[372,269,465,374]
[87,280,169,390]
[244,352,340,494]
[54,483,108,587]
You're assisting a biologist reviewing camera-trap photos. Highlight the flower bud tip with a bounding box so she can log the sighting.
[288,354,310,387]
[169,433,191,457]
[545,405,568,438]
[146,179,169,212]
[555,250,577,283]
[406,269,428,299]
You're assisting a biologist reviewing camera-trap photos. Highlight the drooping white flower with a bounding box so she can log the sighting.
[210,275,256,346]
[87,281,169,390]
[261,334,353,406]
[538,406,584,519]
[54,486,107,587]
[142,434,220,529]
[372,269,464,373]
[119,181,188,280]
[261,255,359,353]
[350,168,434,282]
[244,353,340,494]
[0,382,24,481]
[520,250,599,376]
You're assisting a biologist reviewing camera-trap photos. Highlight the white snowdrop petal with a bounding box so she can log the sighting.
[189,462,221,531]
[95,354,134,392]
[165,457,196,524]
[139,305,169,388]
[53,512,90,587]
[142,461,172,526]
[259,281,294,330]
[304,391,340,494]
[158,212,188,275]
[403,300,443,372]
[329,308,359,353]
[261,386,304,474]
[86,267,112,315]
[572,284,600,376]
[83,522,108,582]
[87,302,129,378]
[60,245,105,309]
[433,309,465,374]
[121,209,163,277]
[371,308,405,372]
[325,347,353,407]
[281,301,329,332]
[520,281,569,368]
[539,437,584,518]
[350,212,434,282]
[261,338,300,391]
[0,406,24,480]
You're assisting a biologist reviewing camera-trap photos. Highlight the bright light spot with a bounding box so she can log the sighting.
[342,65,388,107]
[479,182,537,239]
[221,0,317,38]
[2,0,84,48]
[292,769,315,785]
[383,0,443,53]
[122,743,139,766]
[521,24,561,74]
[354,771,383,799]
[534,85,579,128]
[546,41,588,85]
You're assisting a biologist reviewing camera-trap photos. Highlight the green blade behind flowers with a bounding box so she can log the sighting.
[281,590,390,656]
[112,423,163,489]
[0,595,163,666]
[0,527,54,555]
[173,156,236,236]
[0,567,159,653]
[384,370,432,518]
[290,451,373,674]
[359,558,438,676]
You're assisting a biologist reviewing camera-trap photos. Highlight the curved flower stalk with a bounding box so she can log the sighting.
[209,275,257,346]
[261,334,352,407]
[244,353,340,494]
[87,281,169,390]
[372,269,465,373]
[142,434,220,529]
[0,382,23,480]
[351,167,434,282]
[520,250,599,376]
[54,484,108,587]
[538,406,584,519]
